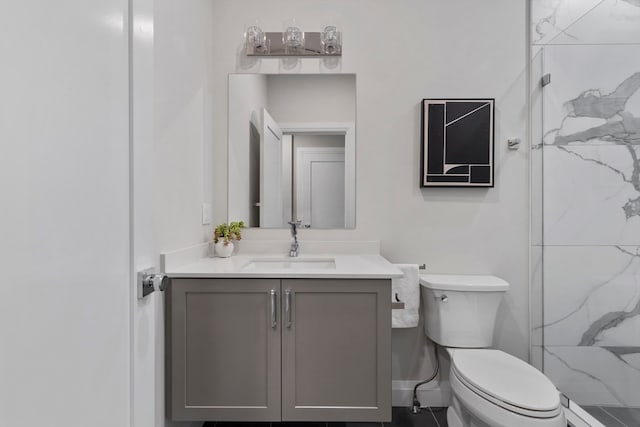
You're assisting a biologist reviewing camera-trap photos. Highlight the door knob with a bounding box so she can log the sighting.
[137,268,169,299]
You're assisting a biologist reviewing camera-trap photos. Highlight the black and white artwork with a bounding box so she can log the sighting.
[421,98,495,187]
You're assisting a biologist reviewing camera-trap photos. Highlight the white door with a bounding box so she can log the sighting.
[0,2,131,427]
[281,134,294,224]
[131,1,163,426]
[261,109,286,228]
[295,148,346,228]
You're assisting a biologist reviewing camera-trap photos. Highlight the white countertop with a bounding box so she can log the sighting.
[165,254,403,279]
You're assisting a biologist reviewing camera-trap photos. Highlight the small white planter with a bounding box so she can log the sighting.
[214,240,234,258]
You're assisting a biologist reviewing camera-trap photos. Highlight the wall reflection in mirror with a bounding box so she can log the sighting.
[228,74,356,229]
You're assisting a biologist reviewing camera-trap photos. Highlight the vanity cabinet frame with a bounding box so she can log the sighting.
[166,277,391,422]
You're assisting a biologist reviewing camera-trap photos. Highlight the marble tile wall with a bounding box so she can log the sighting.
[532,0,640,45]
[531,0,640,407]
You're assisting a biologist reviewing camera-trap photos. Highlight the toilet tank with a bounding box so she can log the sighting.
[420,274,509,348]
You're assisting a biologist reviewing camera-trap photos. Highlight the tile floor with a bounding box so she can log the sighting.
[202,406,448,427]
[582,406,640,427]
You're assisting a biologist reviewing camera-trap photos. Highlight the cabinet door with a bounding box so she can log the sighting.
[281,279,391,421]
[167,278,281,421]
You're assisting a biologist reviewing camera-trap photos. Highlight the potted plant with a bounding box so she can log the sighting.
[214,221,245,257]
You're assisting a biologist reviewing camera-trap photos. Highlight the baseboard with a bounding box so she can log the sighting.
[392,380,451,408]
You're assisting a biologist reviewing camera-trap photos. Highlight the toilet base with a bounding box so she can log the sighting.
[447,407,463,427]
[448,395,491,427]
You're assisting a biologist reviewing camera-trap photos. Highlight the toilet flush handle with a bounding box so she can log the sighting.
[439,294,448,303]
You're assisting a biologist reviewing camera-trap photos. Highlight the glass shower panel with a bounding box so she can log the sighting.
[531,0,640,417]
[540,44,640,408]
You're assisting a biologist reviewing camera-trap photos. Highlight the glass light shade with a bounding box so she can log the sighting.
[245,25,264,52]
[321,25,341,54]
[284,26,304,49]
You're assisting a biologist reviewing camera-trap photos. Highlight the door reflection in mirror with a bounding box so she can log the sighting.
[228,74,356,229]
[293,134,345,229]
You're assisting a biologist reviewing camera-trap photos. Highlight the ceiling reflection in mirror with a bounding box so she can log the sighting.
[228,74,356,229]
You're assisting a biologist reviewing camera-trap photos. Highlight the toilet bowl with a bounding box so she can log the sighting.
[419,274,565,427]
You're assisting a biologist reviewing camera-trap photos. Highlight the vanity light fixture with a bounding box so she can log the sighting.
[244,23,342,57]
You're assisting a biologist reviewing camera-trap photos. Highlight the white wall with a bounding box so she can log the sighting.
[211,0,530,387]
[228,74,267,225]
[152,0,215,425]
[154,0,214,252]
[293,134,345,149]
[266,74,356,122]
[0,2,130,426]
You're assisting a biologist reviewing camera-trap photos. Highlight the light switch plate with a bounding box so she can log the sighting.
[202,203,212,225]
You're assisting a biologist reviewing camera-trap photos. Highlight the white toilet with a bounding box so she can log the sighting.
[420,274,566,427]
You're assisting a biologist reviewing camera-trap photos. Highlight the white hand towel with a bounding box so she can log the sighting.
[392,264,420,328]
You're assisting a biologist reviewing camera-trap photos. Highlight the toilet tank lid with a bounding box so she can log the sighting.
[419,274,509,292]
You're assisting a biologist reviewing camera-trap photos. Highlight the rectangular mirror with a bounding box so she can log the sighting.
[228,74,356,229]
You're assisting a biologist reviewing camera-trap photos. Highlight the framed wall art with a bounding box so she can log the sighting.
[420,98,495,187]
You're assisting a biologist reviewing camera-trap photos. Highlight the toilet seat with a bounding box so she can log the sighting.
[449,369,566,427]
[451,349,562,418]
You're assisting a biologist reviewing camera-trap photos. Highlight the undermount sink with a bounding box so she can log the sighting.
[242,257,336,271]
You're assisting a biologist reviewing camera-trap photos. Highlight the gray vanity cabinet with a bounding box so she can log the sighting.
[281,279,391,421]
[166,278,282,421]
[167,277,391,422]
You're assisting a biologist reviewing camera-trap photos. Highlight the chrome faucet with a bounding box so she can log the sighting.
[288,220,302,257]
